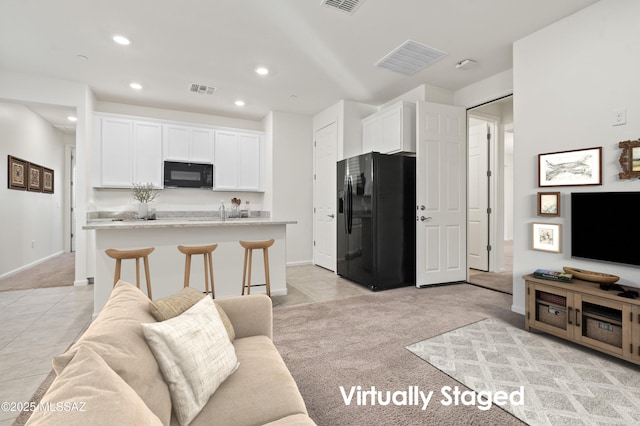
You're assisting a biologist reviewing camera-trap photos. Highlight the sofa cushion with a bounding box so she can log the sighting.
[262,414,317,425]
[52,281,172,425]
[149,286,235,341]
[142,296,239,426]
[187,335,309,426]
[26,346,163,426]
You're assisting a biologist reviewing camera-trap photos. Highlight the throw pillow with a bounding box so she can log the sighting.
[26,346,163,426]
[149,287,236,341]
[142,297,240,426]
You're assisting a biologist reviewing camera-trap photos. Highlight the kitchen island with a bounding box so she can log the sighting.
[84,217,296,317]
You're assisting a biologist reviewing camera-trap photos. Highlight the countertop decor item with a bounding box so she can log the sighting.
[562,266,620,284]
[132,182,159,219]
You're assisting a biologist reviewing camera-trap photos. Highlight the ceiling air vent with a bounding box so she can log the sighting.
[189,84,216,95]
[375,40,447,76]
[321,0,364,15]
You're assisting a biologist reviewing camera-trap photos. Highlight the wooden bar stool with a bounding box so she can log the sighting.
[240,239,275,296]
[105,247,154,299]
[177,244,218,298]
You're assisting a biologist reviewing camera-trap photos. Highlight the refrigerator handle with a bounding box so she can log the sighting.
[343,176,349,234]
[347,176,353,234]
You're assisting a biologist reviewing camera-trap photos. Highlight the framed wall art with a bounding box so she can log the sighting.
[538,147,602,187]
[8,155,27,190]
[537,192,560,216]
[27,163,42,192]
[618,139,640,179]
[532,222,561,253]
[42,167,54,194]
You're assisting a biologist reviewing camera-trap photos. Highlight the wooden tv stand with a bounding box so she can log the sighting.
[524,274,640,365]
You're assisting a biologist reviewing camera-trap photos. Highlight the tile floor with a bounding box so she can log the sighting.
[0,264,370,425]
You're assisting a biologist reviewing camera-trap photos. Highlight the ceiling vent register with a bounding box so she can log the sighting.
[190,84,216,95]
[321,0,364,14]
[375,40,447,76]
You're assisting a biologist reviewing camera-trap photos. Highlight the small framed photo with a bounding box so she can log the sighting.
[537,192,560,216]
[532,223,562,253]
[42,167,54,194]
[8,155,27,190]
[538,147,602,187]
[617,139,640,179]
[27,163,42,192]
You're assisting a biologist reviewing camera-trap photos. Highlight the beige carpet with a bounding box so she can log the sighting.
[0,252,75,292]
[407,318,640,425]
[273,284,525,426]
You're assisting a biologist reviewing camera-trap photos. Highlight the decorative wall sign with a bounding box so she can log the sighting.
[8,155,27,190]
[42,167,54,193]
[532,222,562,253]
[538,147,602,187]
[537,192,560,216]
[618,139,640,179]
[27,163,42,192]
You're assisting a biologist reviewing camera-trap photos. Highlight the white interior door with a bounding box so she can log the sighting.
[416,101,467,286]
[313,122,337,270]
[467,121,490,271]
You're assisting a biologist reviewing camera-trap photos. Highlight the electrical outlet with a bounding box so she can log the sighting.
[613,108,627,126]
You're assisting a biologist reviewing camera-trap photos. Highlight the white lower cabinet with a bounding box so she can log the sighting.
[214,130,262,191]
[94,116,163,188]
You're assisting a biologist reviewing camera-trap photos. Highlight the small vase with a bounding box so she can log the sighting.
[137,203,149,219]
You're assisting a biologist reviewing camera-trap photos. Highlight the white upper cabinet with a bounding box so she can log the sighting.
[362,101,416,154]
[94,115,163,188]
[94,113,264,191]
[163,124,214,164]
[214,130,262,191]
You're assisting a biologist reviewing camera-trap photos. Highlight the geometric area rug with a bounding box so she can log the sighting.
[406,318,640,425]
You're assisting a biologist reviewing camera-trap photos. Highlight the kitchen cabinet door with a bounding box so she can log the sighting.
[214,130,262,191]
[163,124,213,163]
[133,121,163,186]
[95,117,134,187]
[362,101,416,154]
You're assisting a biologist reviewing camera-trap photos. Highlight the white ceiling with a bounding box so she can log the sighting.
[0,0,599,131]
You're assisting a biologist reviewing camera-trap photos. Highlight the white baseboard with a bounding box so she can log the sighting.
[286,260,313,267]
[74,279,89,286]
[511,304,525,315]
[0,251,65,280]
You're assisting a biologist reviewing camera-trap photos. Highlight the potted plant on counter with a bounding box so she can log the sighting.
[132,182,159,219]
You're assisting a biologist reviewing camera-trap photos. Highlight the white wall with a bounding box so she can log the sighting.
[0,71,94,286]
[0,102,68,278]
[268,111,314,265]
[512,0,640,314]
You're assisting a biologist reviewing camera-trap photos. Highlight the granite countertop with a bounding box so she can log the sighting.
[83,217,297,230]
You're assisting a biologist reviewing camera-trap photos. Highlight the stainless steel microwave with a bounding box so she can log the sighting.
[163,161,213,188]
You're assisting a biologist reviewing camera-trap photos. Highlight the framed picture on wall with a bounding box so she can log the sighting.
[8,155,27,190]
[537,192,560,216]
[27,163,42,192]
[42,167,54,193]
[538,147,602,187]
[532,222,562,253]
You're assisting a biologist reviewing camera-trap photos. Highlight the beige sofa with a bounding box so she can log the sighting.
[26,282,315,426]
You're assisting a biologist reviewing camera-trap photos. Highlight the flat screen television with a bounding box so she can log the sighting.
[571,191,640,267]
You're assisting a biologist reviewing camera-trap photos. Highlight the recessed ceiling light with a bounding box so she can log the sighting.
[235,100,245,107]
[67,116,78,122]
[255,66,269,76]
[130,82,142,90]
[113,35,130,45]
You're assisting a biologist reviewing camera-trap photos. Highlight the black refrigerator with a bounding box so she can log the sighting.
[337,152,416,291]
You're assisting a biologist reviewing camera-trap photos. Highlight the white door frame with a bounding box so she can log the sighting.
[467,110,504,274]
[312,121,338,270]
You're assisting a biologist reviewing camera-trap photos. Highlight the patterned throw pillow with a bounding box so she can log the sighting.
[149,287,235,341]
[142,297,239,426]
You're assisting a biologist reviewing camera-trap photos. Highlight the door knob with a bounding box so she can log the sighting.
[419,205,426,211]
[420,216,432,222]
[327,214,335,218]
